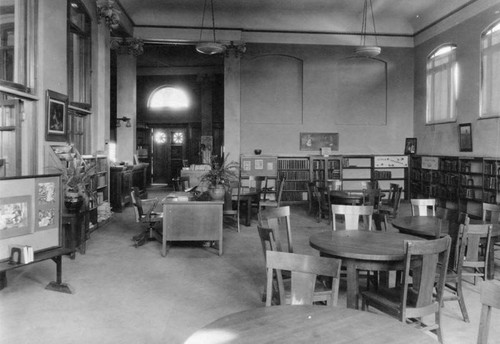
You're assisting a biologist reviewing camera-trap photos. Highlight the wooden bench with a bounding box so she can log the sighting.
[0,247,74,294]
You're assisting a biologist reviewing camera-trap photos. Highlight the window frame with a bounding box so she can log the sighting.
[425,43,458,125]
[0,0,37,99]
[480,20,500,119]
[67,0,92,109]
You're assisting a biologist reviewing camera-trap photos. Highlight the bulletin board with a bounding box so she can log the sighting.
[240,155,278,177]
[0,174,62,262]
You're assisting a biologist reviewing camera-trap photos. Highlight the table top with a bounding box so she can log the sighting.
[184,305,438,344]
[309,230,423,261]
[392,216,500,238]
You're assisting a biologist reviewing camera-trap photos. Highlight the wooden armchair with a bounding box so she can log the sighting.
[130,187,163,247]
[259,176,286,213]
[266,250,342,306]
[361,236,451,343]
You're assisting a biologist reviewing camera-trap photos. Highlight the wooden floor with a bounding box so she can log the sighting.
[0,193,499,344]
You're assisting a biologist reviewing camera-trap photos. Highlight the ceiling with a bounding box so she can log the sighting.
[116,0,478,38]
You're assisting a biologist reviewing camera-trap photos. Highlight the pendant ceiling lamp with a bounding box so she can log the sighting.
[196,0,225,55]
[355,0,381,57]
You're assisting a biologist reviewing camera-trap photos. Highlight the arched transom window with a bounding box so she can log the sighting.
[148,86,189,109]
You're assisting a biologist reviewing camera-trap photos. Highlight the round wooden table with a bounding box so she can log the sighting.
[184,305,438,344]
[329,191,364,205]
[309,230,423,309]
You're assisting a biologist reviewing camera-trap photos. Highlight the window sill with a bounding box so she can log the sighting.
[0,85,39,101]
[425,119,457,125]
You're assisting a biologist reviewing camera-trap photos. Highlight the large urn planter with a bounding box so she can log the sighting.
[64,191,84,213]
[208,184,226,201]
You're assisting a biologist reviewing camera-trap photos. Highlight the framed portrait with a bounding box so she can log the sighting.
[459,123,473,152]
[46,90,68,141]
[404,138,417,155]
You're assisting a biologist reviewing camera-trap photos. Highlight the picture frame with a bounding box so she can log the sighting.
[300,133,339,151]
[46,90,68,141]
[404,138,417,155]
[459,123,473,152]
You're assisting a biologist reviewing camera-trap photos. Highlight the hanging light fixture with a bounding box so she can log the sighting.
[355,0,381,57]
[196,0,225,55]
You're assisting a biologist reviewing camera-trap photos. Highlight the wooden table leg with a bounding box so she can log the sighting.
[345,260,359,309]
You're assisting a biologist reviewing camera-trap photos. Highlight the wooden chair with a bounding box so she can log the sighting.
[435,206,459,238]
[331,204,374,231]
[130,187,163,247]
[361,235,451,344]
[312,185,331,223]
[259,176,286,213]
[362,187,381,211]
[381,183,400,207]
[442,216,471,323]
[265,250,342,306]
[482,202,500,256]
[240,175,266,215]
[477,281,500,344]
[172,176,190,191]
[411,198,436,216]
[460,222,493,285]
[374,185,402,231]
[259,206,293,253]
[223,179,240,232]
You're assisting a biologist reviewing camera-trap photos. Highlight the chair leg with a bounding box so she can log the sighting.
[455,280,470,322]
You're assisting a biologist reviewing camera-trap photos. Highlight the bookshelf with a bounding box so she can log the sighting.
[277,157,310,203]
[409,154,500,218]
[82,155,109,218]
[341,156,372,192]
[310,156,342,188]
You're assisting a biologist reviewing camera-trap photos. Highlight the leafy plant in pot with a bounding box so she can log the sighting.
[59,156,95,212]
[200,154,239,201]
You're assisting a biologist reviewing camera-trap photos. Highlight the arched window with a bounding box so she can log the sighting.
[480,20,500,118]
[148,86,189,109]
[426,44,458,124]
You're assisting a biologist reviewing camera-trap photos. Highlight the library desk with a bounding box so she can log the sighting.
[184,305,438,344]
[0,247,74,293]
[162,200,224,256]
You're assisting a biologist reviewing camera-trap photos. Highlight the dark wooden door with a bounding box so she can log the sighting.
[152,127,186,184]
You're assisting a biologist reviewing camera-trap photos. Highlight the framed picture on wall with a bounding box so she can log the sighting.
[45,90,68,141]
[404,138,417,155]
[459,123,473,152]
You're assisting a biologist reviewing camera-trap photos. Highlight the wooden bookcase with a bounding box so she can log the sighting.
[82,154,109,227]
[277,157,310,203]
[276,154,409,204]
[409,154,500,218]
[309,155,342,187]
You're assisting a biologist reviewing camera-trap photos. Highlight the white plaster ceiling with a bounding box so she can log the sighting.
[117,0,477,36]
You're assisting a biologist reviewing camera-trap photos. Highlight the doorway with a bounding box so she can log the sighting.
[152,127,186,184]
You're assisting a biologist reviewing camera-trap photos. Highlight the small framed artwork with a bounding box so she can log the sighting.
[300,133,339,151]
[404,138,417,155]
[459,123,473,152]
[46,90,68,141]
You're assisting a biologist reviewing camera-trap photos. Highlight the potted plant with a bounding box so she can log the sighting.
[59,156,95,212]
[200,154,239,200]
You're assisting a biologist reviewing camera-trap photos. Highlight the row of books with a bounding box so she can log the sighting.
[9,245,34,264]
[278,159,310,170]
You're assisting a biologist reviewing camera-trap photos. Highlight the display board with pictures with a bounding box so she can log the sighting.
[0,174,62,261]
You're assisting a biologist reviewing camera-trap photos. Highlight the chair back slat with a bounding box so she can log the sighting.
[410,198,436,216]
[259,206,293,253]
[265,250,341,307]
[331,204,373,231]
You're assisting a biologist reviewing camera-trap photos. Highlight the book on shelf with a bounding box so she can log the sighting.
[9,244,34,264]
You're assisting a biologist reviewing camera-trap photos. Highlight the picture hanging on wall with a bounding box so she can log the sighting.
[45,90,68,142]
[459,123,473,152]
[404,138,417,155]
[300,133,339,151]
